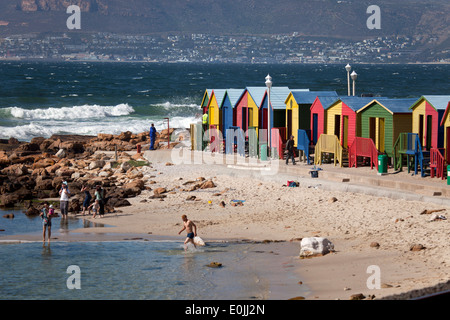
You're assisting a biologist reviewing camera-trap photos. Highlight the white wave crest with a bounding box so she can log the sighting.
[7,103,135,120]
[156,102,200,110]
[0,116,199,141]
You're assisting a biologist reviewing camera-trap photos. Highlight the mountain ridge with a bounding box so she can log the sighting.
[0,0,448,48]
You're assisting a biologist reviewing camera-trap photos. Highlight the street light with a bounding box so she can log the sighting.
[345,64,352,96]
[351,71,358,96]
[265,74,272,156]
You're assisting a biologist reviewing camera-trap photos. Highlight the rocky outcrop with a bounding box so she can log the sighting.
[0,130,181,210]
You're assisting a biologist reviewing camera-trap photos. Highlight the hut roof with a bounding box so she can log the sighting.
[245,87,268,107]
[266,86,292,109]
[221,89,244,108]
[336,96,387,111]
[410,95,450,111]
[209,89,227,106]
[290,90,337,105]
[358,98,418,114]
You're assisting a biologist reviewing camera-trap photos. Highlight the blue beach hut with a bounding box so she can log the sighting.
[220,89,244,141]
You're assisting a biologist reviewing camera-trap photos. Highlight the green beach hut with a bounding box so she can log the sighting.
[357,98,417,158]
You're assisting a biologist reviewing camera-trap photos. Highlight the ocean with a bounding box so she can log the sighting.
[0,62,449,141]
[0,211,303,300]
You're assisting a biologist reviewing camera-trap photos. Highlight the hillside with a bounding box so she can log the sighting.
[0,0,448,48]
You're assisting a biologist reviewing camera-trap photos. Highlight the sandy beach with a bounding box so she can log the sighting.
[56,148,450,300]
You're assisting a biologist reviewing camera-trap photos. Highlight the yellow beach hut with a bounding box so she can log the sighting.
[285,90,336,146]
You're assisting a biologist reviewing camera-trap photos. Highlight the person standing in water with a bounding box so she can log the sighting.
[178,215,197,250]
[40,201,53,243]
[59,181,71,219]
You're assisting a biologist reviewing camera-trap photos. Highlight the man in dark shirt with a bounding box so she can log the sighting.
[285,135,296,165]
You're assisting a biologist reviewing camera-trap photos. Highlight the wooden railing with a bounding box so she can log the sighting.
[393,133,428,177]
[430,148,445,180]
[348,137,379,170]
[314,134,343,167]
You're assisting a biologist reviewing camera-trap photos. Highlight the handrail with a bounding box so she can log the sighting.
[348,137,379,170]
[430,148,445,179]
[393,133,429,177]
[314,134,343,167]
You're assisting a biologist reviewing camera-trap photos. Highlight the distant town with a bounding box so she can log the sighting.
[1,32,449,64]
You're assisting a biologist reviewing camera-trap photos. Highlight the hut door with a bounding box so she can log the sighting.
[342,116,349,148]
[287,109,292,140]
[447,127,450,162]
[419,115,424,147]
[242,107,248,133]
[313,114,318,144]
[369,117,376,144]
[426,115,432,150]
[334,115,341,139]
[378,118,385,153]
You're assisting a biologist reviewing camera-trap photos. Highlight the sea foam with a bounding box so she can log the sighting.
[6,103,135,120]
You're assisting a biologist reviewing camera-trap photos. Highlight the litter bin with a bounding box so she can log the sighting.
[378,155,388,175]
[447,165,450,185]
[260,144,267,161]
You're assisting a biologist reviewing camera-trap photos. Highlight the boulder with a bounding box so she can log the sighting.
[154,187,167,195]
[299,237,334,258]
[55,149,66,158]
[89,160,106,170]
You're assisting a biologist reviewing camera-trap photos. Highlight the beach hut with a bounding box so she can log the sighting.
[220,89,244,141]
[357,98,416,158]
[325,97,379,148]
[206,89,226,129]
[310,95,340,144]
[259,87,291,139]
[285,90,332,146]
[409,95,450,151]
[235,87,265,134]
[439,100,450,163]
[200,89,211,115]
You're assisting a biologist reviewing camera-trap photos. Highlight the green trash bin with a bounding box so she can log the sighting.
[260,144,267,161]
[447,165,450,185]
[378,155,388,175]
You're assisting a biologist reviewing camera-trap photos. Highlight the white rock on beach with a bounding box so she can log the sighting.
[194,236,206,246]
[300,237,334,258]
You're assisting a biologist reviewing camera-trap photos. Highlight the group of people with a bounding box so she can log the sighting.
[40,181,106,242]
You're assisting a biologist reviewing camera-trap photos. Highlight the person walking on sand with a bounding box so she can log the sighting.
[178,215,197,250]
[40,201,53,243]
[149,123,157,150]
[285,135,296,165]
[59,181,71,219]
[81,185,92,216]
[94,185,105,218]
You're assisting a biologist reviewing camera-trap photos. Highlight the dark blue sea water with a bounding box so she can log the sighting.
[0,62,448,141]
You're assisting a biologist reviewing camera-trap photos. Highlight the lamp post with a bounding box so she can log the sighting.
[265,74,272,156]
[345,64,352,96]
[351,71,358,96]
